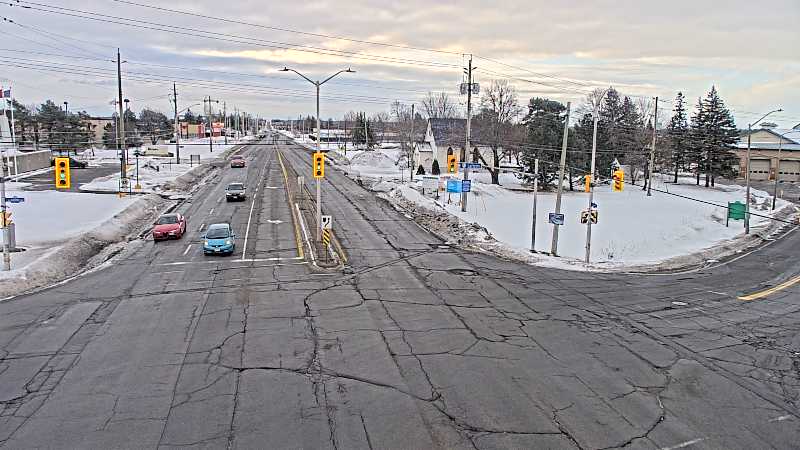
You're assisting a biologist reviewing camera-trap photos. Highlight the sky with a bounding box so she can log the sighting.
[0,0,798,128]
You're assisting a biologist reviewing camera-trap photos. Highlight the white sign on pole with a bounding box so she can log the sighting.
[321,215,332,230]
[422,175,438,191]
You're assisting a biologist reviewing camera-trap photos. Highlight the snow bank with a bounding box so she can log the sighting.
[383,176,794,271]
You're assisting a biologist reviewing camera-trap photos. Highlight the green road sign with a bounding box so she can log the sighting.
[728,201,746,220]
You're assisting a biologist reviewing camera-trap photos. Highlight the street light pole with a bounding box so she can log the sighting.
[745,108,782,234]
[280,67,355,241]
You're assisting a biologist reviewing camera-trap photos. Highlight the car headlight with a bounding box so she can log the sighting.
[204,240,210,246]
[225,239,232,245]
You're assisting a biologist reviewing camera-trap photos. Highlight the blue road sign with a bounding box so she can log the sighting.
[459,162,482,170]
[461,180,472,192]
[548,213,565,226]
[446,179,462,193]
[5,196,24,204]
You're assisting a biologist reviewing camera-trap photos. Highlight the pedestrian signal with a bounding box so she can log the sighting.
[55,157,71,189]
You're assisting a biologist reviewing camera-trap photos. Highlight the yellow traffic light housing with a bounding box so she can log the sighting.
[55,157,71,189]
[584,175,591,193]
[0,210,11,228]
[447,155,457,174]
[313,152,325,179]
[612,169,624,192]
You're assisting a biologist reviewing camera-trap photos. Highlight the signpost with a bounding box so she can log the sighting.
[422,175,438,195]
[726,201,746,227]
[321,215,332,230]
[5,196,24,204]
[580,209,598,225]
[459,162,481,170]
[548,213,565,226]
[446,179,461,193]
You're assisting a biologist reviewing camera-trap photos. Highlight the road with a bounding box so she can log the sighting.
[20,164,120,192]
[0,137,798,449]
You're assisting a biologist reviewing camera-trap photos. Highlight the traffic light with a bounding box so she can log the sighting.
[313,152,325,179]
[584,175,591,192]
[447,155,457,174]
[0,211,11,228]
[55,157,71,189]
[613,169,624,192]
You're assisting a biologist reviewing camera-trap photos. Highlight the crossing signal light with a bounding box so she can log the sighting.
[313,152,325,179]
[55,157,71,189]
[0,211,11,228]
[447,155,457,174]
[612,169,624,192]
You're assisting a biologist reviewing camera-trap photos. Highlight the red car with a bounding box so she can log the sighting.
[230,156,246,168]
[152,213,187,241]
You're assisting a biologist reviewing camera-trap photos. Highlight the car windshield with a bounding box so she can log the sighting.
[206,227,229,239]
[156,215,178,225]
[228,184,244,190]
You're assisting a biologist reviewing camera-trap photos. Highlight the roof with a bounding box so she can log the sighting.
[414,142,434,153]
[739,128,800,146]
[429,118,467,148]
[207,223,231,230]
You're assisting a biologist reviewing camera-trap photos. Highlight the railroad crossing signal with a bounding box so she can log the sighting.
[580,209,598,224]
[313,152,325,179]
[612,169,624,192]
[0,210,11,228]
[54,157,71,189]
[447,155,457,174]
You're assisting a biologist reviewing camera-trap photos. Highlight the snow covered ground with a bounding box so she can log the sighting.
[77,136,251,193]
[388,174,793,270]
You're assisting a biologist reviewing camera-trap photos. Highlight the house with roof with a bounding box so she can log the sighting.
[735,128,800,181]
[412,118,498,174]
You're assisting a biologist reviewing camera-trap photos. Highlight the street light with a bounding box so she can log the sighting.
[772,129,800,210]
[744,108,782,234]
[280,66,355,240]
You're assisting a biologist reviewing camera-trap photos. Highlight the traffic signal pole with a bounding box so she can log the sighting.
[1,153,10,271]
[316,83,322,241]
[585,108,600,263]
[461,55,473,213]
[550,101,570,256]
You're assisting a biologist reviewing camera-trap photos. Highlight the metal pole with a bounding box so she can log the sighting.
[647,96,658,196]
[316,82,322,241]
[173,83,180,164]
[530,158,539,252]
[224,102,228,145]
[585,110,600,263]
[1,150,11,271]
[9,88,18,176]
[461,56,473,212]
[550,101,571,255]
[410,103,415,180]
[207,97,213,154]
[745,124,752,234]
[117,49,127,182]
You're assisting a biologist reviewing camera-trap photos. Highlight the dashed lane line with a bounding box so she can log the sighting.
[182,245,192,256]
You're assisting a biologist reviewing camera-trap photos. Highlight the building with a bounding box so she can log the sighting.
[736,128,800,181]
[179,122,204,138]
[412,118,497,174]
[87,116,114,147]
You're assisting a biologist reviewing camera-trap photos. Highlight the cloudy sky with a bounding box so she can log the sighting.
[1,0,798,127]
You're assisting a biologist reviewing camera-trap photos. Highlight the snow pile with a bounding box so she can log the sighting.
[385,176,794,271]
[349,151,396,169]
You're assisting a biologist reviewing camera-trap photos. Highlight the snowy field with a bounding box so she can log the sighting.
[77,136,250,193]
[395,177,790,268]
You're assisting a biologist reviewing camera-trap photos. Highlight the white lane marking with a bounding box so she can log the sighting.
[209,208,214,215]
[265,219,284,224]
[768,414,793,422]
[198,223,206,232]
[240,192,258,261]
[661,438,705,450]
[264,186,280,189]
[182,245,192,256]
[295,202,316,264]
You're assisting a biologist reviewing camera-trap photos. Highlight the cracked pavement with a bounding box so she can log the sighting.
[0,138,797,449]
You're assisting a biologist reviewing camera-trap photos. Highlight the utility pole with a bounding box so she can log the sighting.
[584,106,600,263]
[223,102,228,144]
[1,150,11,271]
[550,101,571,255]
[410,103,415,181]
[205,96,217,153]
[117,49,127,183]
[461,55,473,213]
[364,113,369,149]
[530,158,539,252]
[647,96,658,196]
[172,83,180,164]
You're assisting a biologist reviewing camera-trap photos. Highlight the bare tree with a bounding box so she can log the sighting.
[422,91,459,119]
[370,111,391,145]
[472,80,522,184]
[391,101,416,170]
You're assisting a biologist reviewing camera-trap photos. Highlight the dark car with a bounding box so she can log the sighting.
[230,155,246,168]
[50,157,87,169]
[225,182,246,201]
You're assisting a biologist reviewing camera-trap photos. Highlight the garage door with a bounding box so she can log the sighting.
[749,159,771,181]
[778,160,800,182]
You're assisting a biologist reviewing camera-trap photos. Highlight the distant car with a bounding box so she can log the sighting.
[152,213,186,241]
[225,182,246,201]
[230,155,246,168]
[203,223,235,255]
[50,157,87,169]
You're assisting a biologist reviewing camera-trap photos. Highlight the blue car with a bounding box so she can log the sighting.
[203,223,236,255]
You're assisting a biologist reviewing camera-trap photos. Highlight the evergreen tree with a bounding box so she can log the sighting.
[138,108,171,145]
[350,112,375,148]
[416,164,425,175]
[688,97,705,185]
[667,92,690,183]
[692,87,737,187]
[431,159,441,175]
[521,97,566,187]
[102,121,118,149]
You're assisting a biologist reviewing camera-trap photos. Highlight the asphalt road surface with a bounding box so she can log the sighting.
[0,137,798,449]
[20,164,120,192]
